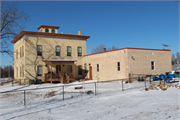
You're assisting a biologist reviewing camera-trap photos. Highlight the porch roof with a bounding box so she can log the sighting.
[42,59,77,62]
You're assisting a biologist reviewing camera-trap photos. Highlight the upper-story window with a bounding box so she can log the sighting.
[16,49,18,59]
[52,29,55,33]
[56,46,60,56]
[77,47,82,57]
[97,64,99,72]
[37,45,42,56]
[45,28,49,33]
[117,62,120,71]
[67,46,71,56]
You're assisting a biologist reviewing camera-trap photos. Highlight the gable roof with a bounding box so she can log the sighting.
[83,47,171,57]
[11,31,90,43]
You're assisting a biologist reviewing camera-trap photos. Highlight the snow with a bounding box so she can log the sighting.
[0,80,180,120]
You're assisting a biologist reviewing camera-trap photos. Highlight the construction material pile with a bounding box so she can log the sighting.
[144,84,179,91]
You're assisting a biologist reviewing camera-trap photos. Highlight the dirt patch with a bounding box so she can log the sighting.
[44,91,57,99]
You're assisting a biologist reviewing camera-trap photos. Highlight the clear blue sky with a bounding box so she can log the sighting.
[1,1,179,67]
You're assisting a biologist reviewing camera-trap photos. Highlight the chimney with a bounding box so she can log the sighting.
[78,30,81,35]
[103,48,106,52]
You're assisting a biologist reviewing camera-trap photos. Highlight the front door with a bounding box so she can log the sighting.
[89,66,92,79]
[56,65,61,73]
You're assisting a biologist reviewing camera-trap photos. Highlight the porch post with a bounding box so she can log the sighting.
[51,64,52,84]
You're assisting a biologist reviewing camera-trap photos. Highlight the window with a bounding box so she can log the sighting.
[22,66,24,77]
[16,67,18,77]
[37,66,42,76]
[97,64,99,72]
[16,49,18,59]
[37,45,42,56]
[22,46,24,57]
[20,47,21,57]
[56,46,60,56]
[117,62,120,71]
[45,28,49,33]
[67,65,72,73]
[78,66,82,75]
[77,47,82,57]
[84,64,87,73]
[151,61,155,70]
[67,46,71,56]
[52,29,55,33]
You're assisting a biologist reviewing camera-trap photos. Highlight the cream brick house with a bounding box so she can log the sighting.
[11,25,172,83]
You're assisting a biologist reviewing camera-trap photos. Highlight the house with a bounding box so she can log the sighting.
[11,25,90,84]
[11,25,172,84]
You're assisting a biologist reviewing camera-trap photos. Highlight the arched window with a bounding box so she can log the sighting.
[52,29,55,33]
[56,46,60,56]
[45,28,49,33]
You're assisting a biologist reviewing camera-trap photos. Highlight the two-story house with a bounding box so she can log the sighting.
[11,25,90,84]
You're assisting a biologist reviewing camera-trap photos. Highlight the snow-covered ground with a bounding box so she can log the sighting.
[0,80,179,120]
[0,78,13,83]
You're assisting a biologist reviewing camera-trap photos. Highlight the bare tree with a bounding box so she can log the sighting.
[0,2,30,57]
[91,44,119,54]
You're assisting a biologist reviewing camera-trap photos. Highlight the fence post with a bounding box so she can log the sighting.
[122,79,124,91]
[62,86,64,100]
[24,90,26,107]
[95,82,96,95]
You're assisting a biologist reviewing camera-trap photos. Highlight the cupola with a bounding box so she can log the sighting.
[37,25,59,33]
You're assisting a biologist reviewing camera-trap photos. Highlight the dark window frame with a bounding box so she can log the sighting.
[45,28,49,33]
[117,62,120,71]
[37,66,42,76]
[56,46,60,56]
[97,64,99,72]
[37,45,42,56]
[78,65,82,75]
[151,61,155,70]
[52,29,55,33]
[77,46,82,57]
[67,46,72,56]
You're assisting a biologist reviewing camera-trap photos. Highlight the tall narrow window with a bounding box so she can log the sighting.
[97,64,99,72]
[117,62,120,71]
[16,49,18,59]
[45,28,49,33]
[78,66,82,75]
[20,66,22,77]
[37,66,42,76]
[67,65,72,73]
[67,46,71,56]
[16,67,18,77]
[84,64,87,73]
[77,47,82,57]
[151,61,155,70]
[52,29,55,33]
[37,45,42,56]
[22,46,24,57]
[56,46,60,56]
[20,47,21,57]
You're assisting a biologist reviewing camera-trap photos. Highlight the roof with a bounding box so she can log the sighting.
[83,47,171,57]
[11,31,90,43]
[42,59,77,62]
[37,25,60,30]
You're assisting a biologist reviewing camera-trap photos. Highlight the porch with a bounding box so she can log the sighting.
[43,59,76,84]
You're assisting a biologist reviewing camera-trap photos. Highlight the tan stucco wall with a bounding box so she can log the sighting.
[84,49,172,81]
[14,37,25,80]
[84,49,129,80]
[14,34,88,82]
[127,49,172,75]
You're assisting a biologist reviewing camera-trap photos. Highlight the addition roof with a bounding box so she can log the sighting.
[11,31,90,43]
[83,47,171,57]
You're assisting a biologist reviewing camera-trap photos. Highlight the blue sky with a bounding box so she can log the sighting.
[1,1,179,67]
